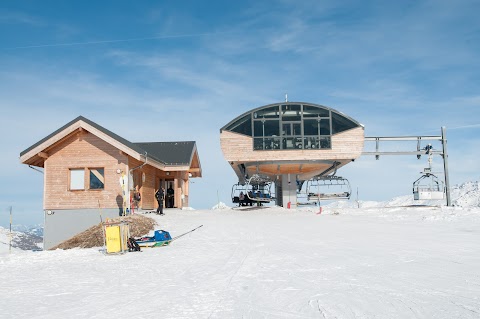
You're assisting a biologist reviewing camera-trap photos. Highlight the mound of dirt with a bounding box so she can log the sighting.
[51,214,156,250]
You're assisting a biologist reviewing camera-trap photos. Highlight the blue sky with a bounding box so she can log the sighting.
[1,0,479,226]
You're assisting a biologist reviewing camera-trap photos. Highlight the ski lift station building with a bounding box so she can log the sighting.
[220,102,364,206]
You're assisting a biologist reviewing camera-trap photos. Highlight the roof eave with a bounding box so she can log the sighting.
[188,143,202,177]
[20,119,147,165]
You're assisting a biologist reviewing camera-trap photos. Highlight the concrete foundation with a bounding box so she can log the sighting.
[43,208,121,250]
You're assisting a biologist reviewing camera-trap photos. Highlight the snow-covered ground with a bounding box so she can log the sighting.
[0,228,20,254]
[1,202,479,318]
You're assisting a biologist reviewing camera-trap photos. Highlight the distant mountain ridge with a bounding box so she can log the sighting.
[0,226,43,252]
[326,180,480,208]
[12,224,43,237]
[451,180,480,207]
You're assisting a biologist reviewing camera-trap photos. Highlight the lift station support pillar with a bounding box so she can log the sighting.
[280,174,297,208]
[441,126,452,206]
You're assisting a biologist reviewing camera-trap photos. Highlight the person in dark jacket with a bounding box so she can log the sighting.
[167,186,175,208]
[155,187,165,215]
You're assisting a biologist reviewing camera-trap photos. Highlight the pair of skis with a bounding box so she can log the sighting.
[170,225,203,241]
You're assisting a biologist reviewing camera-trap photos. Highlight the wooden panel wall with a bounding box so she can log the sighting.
[220,127,365,162]
[44,131,191,211]
[129,157,156,210]
[44,131,128,210]
[142,164,156,210]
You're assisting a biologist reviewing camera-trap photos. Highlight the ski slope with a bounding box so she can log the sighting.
[1,203,479,318]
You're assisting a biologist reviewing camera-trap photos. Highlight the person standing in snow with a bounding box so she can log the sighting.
[167,185,175,208]
[239,191,245,206]
[155,187,165,215]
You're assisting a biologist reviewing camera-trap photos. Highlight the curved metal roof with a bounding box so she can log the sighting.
[220,102,363,132]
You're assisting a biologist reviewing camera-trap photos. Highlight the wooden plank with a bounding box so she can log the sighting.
[37,152,49,159]
[220,127,365,163]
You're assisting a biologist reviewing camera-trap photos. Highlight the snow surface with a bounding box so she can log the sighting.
[1,203,480,318]
[0,228,20,254]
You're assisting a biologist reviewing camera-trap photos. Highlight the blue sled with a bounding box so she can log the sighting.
[135,230,172,248]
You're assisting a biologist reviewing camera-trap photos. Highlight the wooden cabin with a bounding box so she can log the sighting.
[220,102,364,206]
[20,116,202,249]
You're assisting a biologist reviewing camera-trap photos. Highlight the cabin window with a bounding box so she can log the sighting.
[303,119,319,136]
[253,138,264,150]
[250,104,334,150]
[224,103,359,151]
[320,118,331,135]
[224,113,252,136]
[89,168,105,189]
[69,169,85,190]
[332,112,358,134]
[253,106,279,119]
[303,105,329,118]
[281,104,301,121]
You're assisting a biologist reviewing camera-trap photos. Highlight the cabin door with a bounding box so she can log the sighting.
[159,178,175,208]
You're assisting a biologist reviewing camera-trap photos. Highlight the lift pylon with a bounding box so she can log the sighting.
[362,127,451,206]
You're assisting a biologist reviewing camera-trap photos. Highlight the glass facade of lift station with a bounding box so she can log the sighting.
[223,103,360,151]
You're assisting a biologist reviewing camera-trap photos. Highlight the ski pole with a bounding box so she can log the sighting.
[171,225,203,241]
[98,200,106,252]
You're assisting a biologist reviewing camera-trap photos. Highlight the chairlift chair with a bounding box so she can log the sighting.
[231,183,247,204]
[413,146,445,200]
[296,180,317,206]
[413,172,445,200]
[245,174,275,203]
[306,176,352,201]
[295,180,310,204]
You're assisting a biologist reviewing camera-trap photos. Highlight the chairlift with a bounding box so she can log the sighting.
[413,145,445,200]
[413,170,445,200]
[306,176,351,201]
[296,179,320,206]
[245,174,275,203]
[231,183,247,204]
[295,179,309,203]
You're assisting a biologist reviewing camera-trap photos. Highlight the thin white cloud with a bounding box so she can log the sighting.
[0,11,44,26]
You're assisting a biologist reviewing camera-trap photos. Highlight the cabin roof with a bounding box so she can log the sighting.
[20,116,201,174]
[134,141,196,166]
[20,116,145,158]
